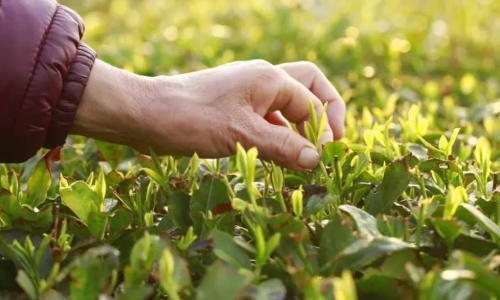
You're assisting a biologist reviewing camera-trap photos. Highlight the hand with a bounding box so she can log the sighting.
[72,59,346,171]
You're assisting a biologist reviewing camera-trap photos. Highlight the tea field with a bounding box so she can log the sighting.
[1,0,500,299]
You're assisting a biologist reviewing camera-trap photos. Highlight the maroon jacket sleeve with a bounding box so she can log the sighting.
[0,0,96,163]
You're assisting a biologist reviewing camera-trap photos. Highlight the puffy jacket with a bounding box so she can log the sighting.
[0,0,96,163]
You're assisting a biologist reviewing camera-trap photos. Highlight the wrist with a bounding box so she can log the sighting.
[71,60,153,147]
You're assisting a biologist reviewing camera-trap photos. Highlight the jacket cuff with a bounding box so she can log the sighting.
[44,42,96,149]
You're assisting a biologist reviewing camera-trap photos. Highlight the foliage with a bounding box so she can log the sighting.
[2,0,500,299]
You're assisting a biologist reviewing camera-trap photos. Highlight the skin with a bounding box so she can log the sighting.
[71,59,346,171]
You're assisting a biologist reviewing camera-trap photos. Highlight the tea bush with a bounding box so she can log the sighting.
[1,0,500,299]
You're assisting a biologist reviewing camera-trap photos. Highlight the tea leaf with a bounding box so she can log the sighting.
[461,204,500,246]
[446,251,500,298]
[340,205,379,237]
[88,212,109,240]
[189,178,232,237]
[60,181,101,225]
[196,261,253,300]
[168,191,192,231]
[333,270,357,300]
[365,159,411,216]
[211,230,251,269]
[322,141,349,165]
[25,150,56,207]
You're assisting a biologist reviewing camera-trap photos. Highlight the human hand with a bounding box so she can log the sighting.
[72,59,345,171]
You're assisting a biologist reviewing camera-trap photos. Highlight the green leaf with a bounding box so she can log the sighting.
[333,270,358,300]
[196,261,254,300]
[189,177,232,237]
[356,270,399,300]
[190,153,200,178]
[25,153,53,207]
[271,163,283,192]
[445,251,500,299]
[376,215,405,238]
[453,234,498,257]
[308,98,318,135]
[95,167,107,204]
[109,207,132,235]
[42,290,67,300]
[116,287,154,300]
[211,230,251,269]
[304,122,316,146]
[125,233,160,287]
[236,143,248,183]
[340,205,380,237]
[0,190,22,219]
[304,194,337,217]
[444,186,467,219]
[432,219,462,248]
[409,143,429,160]
[291,186,303,217]
[168,191,192,231]
[416,134,444,155]
[365,159,411,216]
[319,213,360,273]
[159,247,191,300]
[264,233,281,262]
[149,148,164,178]
[0,164,7,178]
[380,250,419,280]
[20,204,53,231]
[316,102,329,145]
[419,159,462,175]
[268,215,311,268]
[247,148,258,184]
[460,203,500,246]
[69,246,119,300]
[142,168,169,191]
[60,181,101,225]
[445,128,461,156]
[330,237,415,275]
[16,269,37,300]
[322,141,349,165]
[244,279,286,300]
[96,140,124,169]
[88,211,109,240]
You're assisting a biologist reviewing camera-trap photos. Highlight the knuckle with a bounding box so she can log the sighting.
[258,65,287,84]
[339,99,347,110]
[298,61,321,73]
[332,97,347,111]
[248,59,273,67]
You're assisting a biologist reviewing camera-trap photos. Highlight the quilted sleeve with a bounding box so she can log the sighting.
[0,0,96,163]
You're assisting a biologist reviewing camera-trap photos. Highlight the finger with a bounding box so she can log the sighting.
[278,62,346,140]
[220,59,268,69]
[255,71,334,147]
[243,114,320,171]
[264,111,291,128]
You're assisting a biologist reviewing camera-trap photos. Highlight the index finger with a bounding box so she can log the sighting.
[278,62,346,140]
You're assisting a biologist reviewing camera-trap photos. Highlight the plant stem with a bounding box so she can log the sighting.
[415,200,428,248]
[277,192,287,213]
[334,156,343,194]
[222,176,236,198]
[318,161,333,195]
[403,218,410,243]
[418,173,428,199]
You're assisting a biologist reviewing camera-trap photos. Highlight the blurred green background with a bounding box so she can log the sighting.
[60,0,500,143]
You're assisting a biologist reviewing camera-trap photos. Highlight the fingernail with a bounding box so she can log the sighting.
[298,147,320,169]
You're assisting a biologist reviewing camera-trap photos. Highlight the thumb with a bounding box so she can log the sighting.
[245,115,320,171]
